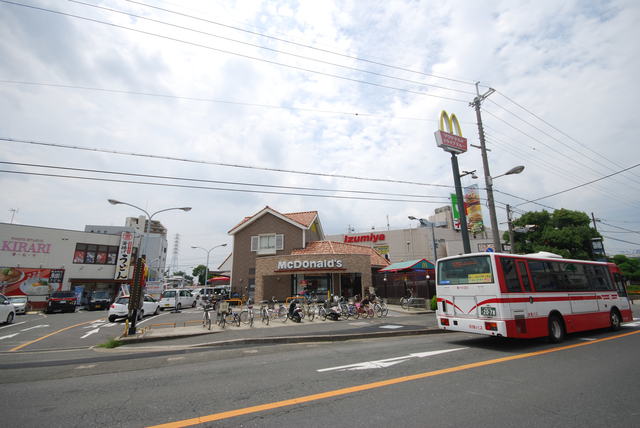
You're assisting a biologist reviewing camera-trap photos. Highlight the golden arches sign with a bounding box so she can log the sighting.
[434,110,467,154]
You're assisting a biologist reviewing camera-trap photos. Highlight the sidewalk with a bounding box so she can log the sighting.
[117,306,441,348]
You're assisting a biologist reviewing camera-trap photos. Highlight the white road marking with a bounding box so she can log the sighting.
[0,333,19,340]
[624,321,640,327]
[167,356,185,361]
[20,324,49,331]
[579,337,597,341]
[75,364,97,369]
[0,321,26,330]
[80,328,100,339]
[243,349,258,354]
[317,348,467,372]
[379,325,403,329]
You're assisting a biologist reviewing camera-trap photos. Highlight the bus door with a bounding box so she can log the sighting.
[613,273,631,312]
[502,258,533,334]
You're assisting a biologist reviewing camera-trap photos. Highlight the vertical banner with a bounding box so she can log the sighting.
[114,232,134,280]
[464,184,485,233]
[450,194,461,230]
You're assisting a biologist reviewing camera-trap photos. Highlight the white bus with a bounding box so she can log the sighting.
[436,252,632,342]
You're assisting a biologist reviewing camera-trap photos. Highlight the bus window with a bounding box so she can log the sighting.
[528,261,555,291]
[500,258,522,292]
[438,256,493,285]
[516,261,531,292]
[613,273,628,296]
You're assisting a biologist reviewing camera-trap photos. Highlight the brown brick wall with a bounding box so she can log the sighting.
[231,212,304,296]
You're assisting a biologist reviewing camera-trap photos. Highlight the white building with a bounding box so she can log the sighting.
[1,222,142,309]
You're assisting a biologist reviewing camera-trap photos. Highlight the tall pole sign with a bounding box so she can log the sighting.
[435,111,471,254]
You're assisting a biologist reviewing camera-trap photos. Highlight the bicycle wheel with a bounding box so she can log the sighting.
[400,297,409,310]
[239,309,250,325]
[218,313,226,329]
[307,305,315,321]
[234,314,241,327]
[249,311,254,327]
[374,304,383,317]
[366,307,375,318]
[278,306,288,322]
[381,303,389,317]
[319,306,327,321]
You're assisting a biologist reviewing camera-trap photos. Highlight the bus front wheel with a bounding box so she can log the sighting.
[548,314,565,343]
[610,309,622,331]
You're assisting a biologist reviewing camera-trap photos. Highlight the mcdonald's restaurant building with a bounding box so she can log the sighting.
[228,207,390,302]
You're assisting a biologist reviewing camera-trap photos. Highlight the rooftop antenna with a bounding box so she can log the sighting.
[8,208,18,224]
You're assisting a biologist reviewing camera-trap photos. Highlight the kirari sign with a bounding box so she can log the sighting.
[1,237,52,254]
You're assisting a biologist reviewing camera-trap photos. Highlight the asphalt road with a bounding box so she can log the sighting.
[1,315,639,427]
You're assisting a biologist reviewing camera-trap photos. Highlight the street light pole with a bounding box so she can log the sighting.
[408,216,447,262]
[108,199,191,334]
[191,244,227,287]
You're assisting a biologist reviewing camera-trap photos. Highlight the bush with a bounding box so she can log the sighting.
[430,295,437,310]
[97,338,123,349]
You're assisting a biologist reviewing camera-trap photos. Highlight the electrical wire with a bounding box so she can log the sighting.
[0,136,457,188]
[513,162,640,207]
[69,0,476,96]
[0,169,452,204]
[0,79,477,124]
[0,161,450,199]
[123,0,482,87]
[0,1,468,103]
[493,90,640,180]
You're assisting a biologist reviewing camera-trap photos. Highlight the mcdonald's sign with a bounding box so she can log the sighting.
[434,110,467,154]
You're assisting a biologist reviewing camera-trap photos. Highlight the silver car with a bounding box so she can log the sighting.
[8,296,28,315]
[0,294,16,324]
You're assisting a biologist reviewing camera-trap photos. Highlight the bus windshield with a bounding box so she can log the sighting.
[438,255,494,285]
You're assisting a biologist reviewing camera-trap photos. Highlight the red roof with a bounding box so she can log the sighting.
[291,241,390,267]
[228,206,317,233]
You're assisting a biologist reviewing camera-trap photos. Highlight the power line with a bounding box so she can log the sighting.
[0,136,457,188]
[597,221,640,235]
[0,0,468,103]
[124,0,481,87]
[0,79,474,123]
[0,169,451,204]
[0,161,450,200]
[483,108,640,193]
[493,90,640,180]
[69,0,476,97]
[513,162,640,207]
[601,235,640,246]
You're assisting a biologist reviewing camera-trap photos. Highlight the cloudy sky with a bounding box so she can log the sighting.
[1,0,639,273]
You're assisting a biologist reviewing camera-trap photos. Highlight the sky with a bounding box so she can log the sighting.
[1,0,639,274]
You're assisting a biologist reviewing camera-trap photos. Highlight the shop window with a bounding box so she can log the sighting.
[107,246,118,265]
[73,244,87,264]
[85,245,97,264]
[251,234,284,255]
[96,245,108,264]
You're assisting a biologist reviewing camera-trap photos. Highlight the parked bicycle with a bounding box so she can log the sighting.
[239,299,254,327]
[400,289,418,310]
[202,298,215,330]
[217,301,241,329]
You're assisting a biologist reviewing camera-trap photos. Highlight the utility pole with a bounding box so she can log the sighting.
[591,212,607,259]
[470,83,499,251]
[451,153,472,253]
[506,204,516,254]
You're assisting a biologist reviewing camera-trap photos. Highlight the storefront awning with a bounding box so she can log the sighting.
[378,258,434,273]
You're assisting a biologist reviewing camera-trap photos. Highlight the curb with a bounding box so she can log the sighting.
[118,327,447,347]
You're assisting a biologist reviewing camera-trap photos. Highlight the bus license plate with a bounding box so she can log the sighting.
[480,306,496,317]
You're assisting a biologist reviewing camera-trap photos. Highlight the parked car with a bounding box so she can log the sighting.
[212,285,231,300]
[8,296,28,314]
[193,287,215,302]
[108,295,160,322]
[87,290,111,311]
[158,289,196,311]
[45,291,77,314]
[0,294,16,324]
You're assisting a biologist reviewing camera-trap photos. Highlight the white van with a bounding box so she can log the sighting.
[159,289,196,311]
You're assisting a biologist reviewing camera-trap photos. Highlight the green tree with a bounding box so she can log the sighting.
[506,209,600,260]
[192,265,208,285]
[611,255,640,282]
[172,271,193,281]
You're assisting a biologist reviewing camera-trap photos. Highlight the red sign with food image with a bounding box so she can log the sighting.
[0,267,64,296]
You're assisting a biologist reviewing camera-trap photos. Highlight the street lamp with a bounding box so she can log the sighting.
[108,199,191,333]
[482,165,525,253]
[408,216,447,262]
[191,244,227,287]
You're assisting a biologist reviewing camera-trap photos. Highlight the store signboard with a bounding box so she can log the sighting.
[450,194,461,230]
[276,259,344,270]
[464,184,485,233]
[114,232,134,280]
[0,267,64,296]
